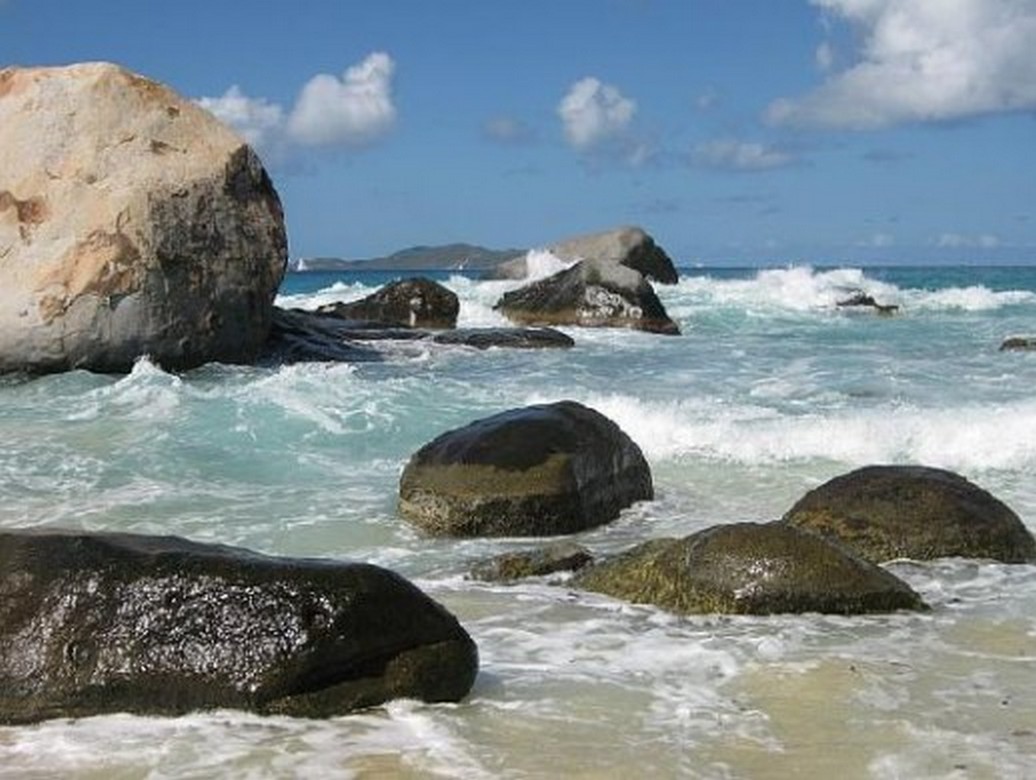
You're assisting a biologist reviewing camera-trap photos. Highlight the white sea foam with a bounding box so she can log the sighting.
[523,248,575,280]
[274,280,377,311]
[525,391,1036,473]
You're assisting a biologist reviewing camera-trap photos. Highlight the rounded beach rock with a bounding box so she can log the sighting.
[573,522,927,616]
[0,529,478,724]
[0,62,287,374]
[399,400,653,537]
[494,258,680,335]
[317,277,459,329]
[783,465,1036,564]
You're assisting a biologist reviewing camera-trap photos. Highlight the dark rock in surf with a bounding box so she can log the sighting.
[431,327,574,350]
[468,541,594,582]
[573,522,926,615]
[399,400,653,537]
[494,259,680,335]
[260,307,382,363]
[836,290,899,315]
[486,226,679,285]
[0,529,478,724]
[782,465,1036,564]
[317,277,459,329]
[1000,336,1036,351]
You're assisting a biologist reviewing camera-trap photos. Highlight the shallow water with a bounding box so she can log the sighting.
[2,264,1036,778]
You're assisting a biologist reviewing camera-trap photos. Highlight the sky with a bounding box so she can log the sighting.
[3,0,1035,265]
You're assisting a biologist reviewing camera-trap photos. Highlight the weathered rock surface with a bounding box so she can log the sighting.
[468,541,593,582]
[259,308,382,364]
[0,529,478,724]
[399,400,653,537]
[430,327,574,350]
[1000,336,1036,351]
[0,62,287,374]
[487,226,678,285]
[836,290,899,315]
[783,465,1036,564]
[574,522,927,616]
[317,278,459,329]
[494,259,680,335]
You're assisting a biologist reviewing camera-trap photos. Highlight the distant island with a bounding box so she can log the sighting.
[290,243,524,272]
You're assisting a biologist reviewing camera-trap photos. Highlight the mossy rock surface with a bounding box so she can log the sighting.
[573,522,927,616]
[0,529,478,724]
[468,541,593,582]
[783,465,1036,564]
[399,400,653,537]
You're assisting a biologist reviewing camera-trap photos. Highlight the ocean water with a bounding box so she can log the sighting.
[3,262,1036,778]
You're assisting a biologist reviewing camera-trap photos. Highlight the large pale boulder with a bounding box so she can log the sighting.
[487,226,679,285]
[0,529,479,724]
[0,62,287,373]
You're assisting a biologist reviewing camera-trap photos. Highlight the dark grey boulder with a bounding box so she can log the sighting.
[486,226,678,285]
[1000,336,1036,351]
[431,327,574,350]
[836,290,899,315]
[573,522,927,616]
[783,465,1036,564]
[468,541,593,582]
[317,278,459,329]
[494,259,679,335]
[260,308,382,364]
[0,529,478,724]
[399,400,653,537]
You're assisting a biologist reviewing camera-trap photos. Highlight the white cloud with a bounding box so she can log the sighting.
[558,77,636,150]
[286,52,396,147]
[692,139,794,171]
[935,232,1001,249]
[816,41,835,71]
[858,232,895,248]
[483,116,536,144]
[195,52,396,156]
[196,86,284,149]
[767,0,1036,129]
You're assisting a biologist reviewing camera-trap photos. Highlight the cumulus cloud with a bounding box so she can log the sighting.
[196,86,284,149]
[195,52,396,156]
[558,77,636,150]
[286,52,396,146]
[767,0,1036,129]
[691,139,794,171]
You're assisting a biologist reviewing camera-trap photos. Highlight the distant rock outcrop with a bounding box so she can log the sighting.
[0,529,479,724]
[487,226,678,285]
[574,522,927,616]
[399,401,653,537]
[494,258,680,335]
[0,62,287,374]
[317,278,459,329]
[836,290,899,315]
[1000,336,1036,351]
[430,327,574,350]
[783,465,1036,564]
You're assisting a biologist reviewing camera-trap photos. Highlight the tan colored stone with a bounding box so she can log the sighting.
[0,62,287,373]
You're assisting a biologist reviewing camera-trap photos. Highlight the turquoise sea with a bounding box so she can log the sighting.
[2,263,1036,778]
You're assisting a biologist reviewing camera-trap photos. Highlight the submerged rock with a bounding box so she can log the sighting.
[0,63,287,374]
[573,522,927,616]
[0,529,478,724]
[1000,336,1036,351]
[468,541,594,582]
[317,278,459,329]
[836,290,899,315]
[488,226,679,285]
[260,307,383,364]
[494,259,679,335]
[783,465,1036,564]
[430,327,574,350]
[399,400,653,537]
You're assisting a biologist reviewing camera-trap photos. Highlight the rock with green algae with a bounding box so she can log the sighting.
[0,529,478,725]
[468,541,593,582]
[573,522,927,616]
[782,465,1036,564]
[399,400,653,537]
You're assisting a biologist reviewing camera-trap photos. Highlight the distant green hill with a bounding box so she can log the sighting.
[292,243,524,272]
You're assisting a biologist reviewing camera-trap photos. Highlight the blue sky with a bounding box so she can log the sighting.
[3,0,1035,264]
